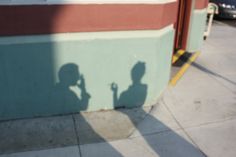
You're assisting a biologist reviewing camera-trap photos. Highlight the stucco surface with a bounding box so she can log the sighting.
[0,27,174,120]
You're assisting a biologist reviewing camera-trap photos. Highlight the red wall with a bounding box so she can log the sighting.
[195,0,209,9]
[0,3,178,36]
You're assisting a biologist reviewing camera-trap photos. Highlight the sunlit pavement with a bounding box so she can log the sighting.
[163,20,236,157]
[0,21,236,157]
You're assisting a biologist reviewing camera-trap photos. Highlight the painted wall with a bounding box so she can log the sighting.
[186,0,208,52]
[0,26,175,120]
[0,0,177,5]
[0,3,177,36]
[0,0,178,120]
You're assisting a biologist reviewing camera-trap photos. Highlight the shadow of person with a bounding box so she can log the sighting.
[111,61,206,157]
[50,63,90,113]
[51,63,123,156]
[111,61,147,108]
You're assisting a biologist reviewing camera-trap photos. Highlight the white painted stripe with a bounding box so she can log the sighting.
[0,25,174,45]
[0,0,176,5]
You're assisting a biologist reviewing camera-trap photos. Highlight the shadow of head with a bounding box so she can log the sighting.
[111,61,147,108]
[131,61,146,84]
[52,63,90,112]
[58,63,80,86]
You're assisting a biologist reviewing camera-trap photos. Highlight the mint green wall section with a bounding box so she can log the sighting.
[187,9,207,52]
[0,27,174,120]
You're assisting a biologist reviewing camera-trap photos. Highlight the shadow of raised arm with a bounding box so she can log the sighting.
[78,74,91,110]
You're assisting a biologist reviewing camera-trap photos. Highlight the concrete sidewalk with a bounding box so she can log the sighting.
[0,22,236,157]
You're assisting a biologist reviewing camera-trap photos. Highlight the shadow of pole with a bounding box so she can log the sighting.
[192,62,236,86]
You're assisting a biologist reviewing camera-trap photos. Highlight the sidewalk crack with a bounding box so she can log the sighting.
[72,115,83,157]
[161,98,208,157]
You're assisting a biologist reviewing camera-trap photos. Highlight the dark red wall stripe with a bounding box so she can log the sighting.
[195,0,209,9]
[0,3,177,36]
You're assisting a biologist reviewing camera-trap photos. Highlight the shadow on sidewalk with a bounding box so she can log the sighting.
[108,61,207,157]
[192,62,236,86]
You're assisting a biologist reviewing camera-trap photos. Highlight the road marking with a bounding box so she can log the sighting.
[170,52,201,86]
[172,49,185,64]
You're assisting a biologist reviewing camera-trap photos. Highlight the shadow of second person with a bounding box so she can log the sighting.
[111,61,147,108]
[50,63,91,114]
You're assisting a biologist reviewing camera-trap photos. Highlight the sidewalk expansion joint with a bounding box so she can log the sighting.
[72,115,83,157]
[161,98,208,157]
[181,116,236,130]
[127,106,155,138]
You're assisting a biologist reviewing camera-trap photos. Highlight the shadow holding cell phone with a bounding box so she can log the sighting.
[111,61,147,109]
[50,63,91,113]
